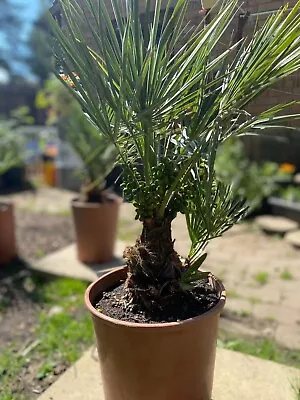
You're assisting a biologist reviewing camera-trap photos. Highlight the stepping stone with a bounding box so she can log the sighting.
[30,241,125,282]
[285,230,300,248]
[255,215,298,235]
[294,173,300,185]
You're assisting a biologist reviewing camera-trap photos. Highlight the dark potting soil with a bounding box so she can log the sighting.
[96,280,220,324]
[79,189,117,203]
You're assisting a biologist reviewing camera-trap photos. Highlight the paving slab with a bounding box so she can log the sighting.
[255,215,298,235]
[294,173,300,185]
[285,230,300,248]
[38,347,300,400]
[276,324,300,350]
[253,303,299,326]
[30,242,125,282]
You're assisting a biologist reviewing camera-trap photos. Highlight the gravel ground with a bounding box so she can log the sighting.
[15,209,75,262]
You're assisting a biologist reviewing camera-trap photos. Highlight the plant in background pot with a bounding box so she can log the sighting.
[49,0,300,398]
[0,120,23,264]
[42,78,120,263]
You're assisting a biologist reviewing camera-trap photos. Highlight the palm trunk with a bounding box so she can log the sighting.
[124,217,183,308]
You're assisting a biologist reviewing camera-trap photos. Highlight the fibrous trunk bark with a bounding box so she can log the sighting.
[124,217,183,308]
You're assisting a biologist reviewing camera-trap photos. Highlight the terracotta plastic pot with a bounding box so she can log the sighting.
[85,267,226,400]
[72,196,122,264]
[0,202,17,264]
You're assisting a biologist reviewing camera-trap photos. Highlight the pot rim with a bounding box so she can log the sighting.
[85,266,226,330]
[72,194,123,209]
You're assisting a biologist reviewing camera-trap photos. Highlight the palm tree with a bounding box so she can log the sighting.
[48,0,300,312]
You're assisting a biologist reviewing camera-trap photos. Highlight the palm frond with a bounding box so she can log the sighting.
[49,0,300,231]
[185,169,248,266]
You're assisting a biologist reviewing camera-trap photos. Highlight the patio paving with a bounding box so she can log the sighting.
[30,242,125,282]
[37,347,300,400]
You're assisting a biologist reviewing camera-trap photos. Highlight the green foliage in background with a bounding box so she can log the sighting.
[279,186,300,203]
[10,106,35,126]
[215,137,289,212]
[0,120,24,176]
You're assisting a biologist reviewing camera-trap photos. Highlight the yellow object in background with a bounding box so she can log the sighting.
[43,161,56,186]
[279,163,296,174]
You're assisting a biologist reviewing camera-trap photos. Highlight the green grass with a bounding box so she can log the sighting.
[49,209,72,217]
[254,271,269,285]
[19,204,72,217]
[239,310,251,318]
[0,276,94,400]
[29,177,46,189]
[37,310,93,363]
[292,380,300,399]
[231,309,252,318]
[0,297,10,314]
[226,290,240,299]
[118,229,140,243]
[36,360,57,381]
[271,234,283,241]
[0,348,26,400]
[248,296,261,305]
[217,268,228,281]
[118,219,141,243]
[34,248,46,259]
[218,334,300,369]
[35,277,88,305]
[280,269,294,281]
[0,390,26,400]
[266,315,277,322]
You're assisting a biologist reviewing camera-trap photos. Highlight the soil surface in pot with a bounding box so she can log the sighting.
[96,280,219,323]
[78,189,117,204]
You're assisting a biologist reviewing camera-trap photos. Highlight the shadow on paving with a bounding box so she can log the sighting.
[0,180,36,196]
[83,256,124,277]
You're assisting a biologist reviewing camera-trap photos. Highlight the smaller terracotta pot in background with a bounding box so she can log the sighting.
[0,202,17,264]
[72,195,122,264]
[85,267,226,400]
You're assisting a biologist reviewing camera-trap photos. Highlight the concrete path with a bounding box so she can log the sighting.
[30,242,125,282]
[37,347,300,400]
